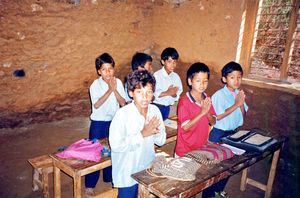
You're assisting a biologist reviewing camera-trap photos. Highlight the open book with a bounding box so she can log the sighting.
[164,119,177,129]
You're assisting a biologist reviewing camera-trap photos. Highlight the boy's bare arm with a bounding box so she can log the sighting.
[207,112,216,126]
[93,89,113,109]
[217,90,245,121]
[182,98,212,131]
[141,116,160,137]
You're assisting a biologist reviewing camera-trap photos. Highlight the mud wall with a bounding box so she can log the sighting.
[5,0,293,130]
[0,0,155,128]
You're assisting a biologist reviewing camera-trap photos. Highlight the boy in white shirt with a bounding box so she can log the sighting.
[153,47,183,120]
[125,52,153,103]
[85,53,126,197]
[109,70,166,198]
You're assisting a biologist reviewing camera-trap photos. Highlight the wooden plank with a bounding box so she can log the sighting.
[53,165,61,198]
[280,0,300,81]
[94,188,118,198]
[138,184,151,198]
[73,173,82,198]
[265,149,280,198]
[247,178,266,191]
[240,168,248,191]
[42,170,50,198]
[238,0,260,75]
[132,136,286,198]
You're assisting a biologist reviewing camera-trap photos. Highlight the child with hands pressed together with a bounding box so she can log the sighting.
[209,61,248,143]
[153,47,183,120]
[109,70,166,198]
[203,61,248,198]
[175,62,216,158]
[85,53,126,197]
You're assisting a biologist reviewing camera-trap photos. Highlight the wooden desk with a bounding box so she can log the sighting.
[132,136,286,198]
[50,126,177,198]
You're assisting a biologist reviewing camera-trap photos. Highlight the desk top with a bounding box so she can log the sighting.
[50,124,177,173]
[131,136,286,198]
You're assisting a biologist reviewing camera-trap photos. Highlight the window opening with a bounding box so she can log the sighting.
[249,0,299,83]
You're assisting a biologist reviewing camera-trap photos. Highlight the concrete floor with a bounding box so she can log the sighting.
[0,117,275,197]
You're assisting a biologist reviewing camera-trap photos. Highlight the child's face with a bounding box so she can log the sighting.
[162,57,177,74]
[98,63,114,82]
[129,83,154,110]
[222,70,243,92]
[138,61,152,72]
[188,72,209,94]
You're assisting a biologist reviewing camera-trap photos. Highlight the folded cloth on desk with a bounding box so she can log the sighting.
[147,155,201,181]
[56,139,103,162]
[184,142,235,165]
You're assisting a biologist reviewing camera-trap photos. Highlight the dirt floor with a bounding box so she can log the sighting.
[0,116,275,198]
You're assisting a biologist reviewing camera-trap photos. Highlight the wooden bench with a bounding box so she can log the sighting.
[132,136,286,198]
[27,118,177,198]
[28,154,53,198]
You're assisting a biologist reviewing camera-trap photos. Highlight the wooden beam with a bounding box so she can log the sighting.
[280,0,299,81]
[238,0,260,75]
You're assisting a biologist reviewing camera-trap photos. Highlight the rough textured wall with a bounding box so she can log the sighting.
[151,0,245,70]
[0,0,153,128]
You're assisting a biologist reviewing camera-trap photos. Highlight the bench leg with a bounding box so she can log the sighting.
[54,166,61,198]
[138,184,151,198]
[42,170,49,198]
[240,167,248,191]
[32,168,40,191]
[265,149,280,198]
[74,174,81,198]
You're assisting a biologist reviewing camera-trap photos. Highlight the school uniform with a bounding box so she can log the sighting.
[153,67,182,120]
[109,102,166,197]
[86,76,126,188]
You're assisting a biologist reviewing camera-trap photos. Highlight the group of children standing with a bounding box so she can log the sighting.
[85,47,248,198]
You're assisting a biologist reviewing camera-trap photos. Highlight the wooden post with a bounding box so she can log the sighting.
[238,0,260,75]
[32,168,40,191]
[265,149,281,198]
[240,167,248,191]
[42,170,49,198]
[138,184,151,198]
[53,166,61,198]
[74,173,82,198]
[279,0,300,81]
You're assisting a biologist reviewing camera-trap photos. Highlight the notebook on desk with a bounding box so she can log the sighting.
[221,130,278,153]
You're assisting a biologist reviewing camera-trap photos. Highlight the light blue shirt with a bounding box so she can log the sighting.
[109,102,166,187]
[212,85,248,131]
[124,82,132,102]
[153,67,183,106]
[89,77,126,121]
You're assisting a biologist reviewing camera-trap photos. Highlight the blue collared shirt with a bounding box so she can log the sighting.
[89,77,126,121]
[109,102,166,187]
[212,85,248,131]
[153,67,183,106]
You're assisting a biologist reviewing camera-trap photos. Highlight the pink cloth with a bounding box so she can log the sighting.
[56,139,103,162]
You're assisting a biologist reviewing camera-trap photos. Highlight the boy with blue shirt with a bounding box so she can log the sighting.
[109,70,166,198]
[85,53,126,197]
[203,61,248,198]
[125,52,153,102]
[209,61,248,142]
[153,47,183,120]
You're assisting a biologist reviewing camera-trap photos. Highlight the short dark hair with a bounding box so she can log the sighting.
[161,47,179,61]
[222,61,243,78]
[131,53,153,71]
[186,62,210,89]
[127,70,156,93]
[95,53,115,73]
